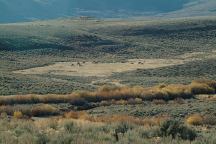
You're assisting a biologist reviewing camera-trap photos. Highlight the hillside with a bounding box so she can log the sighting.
[1,10,216,144]
[1,0,216,23]
[167,0,216,17]
[0,17,216,95]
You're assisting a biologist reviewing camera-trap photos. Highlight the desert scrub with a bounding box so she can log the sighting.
[0,117,214,144]
[0,119,45,144]
[64,121,75,133]
[0,104,60,117]
[63,111,169,127]
[203,114,216,125]
[160,120,197,141]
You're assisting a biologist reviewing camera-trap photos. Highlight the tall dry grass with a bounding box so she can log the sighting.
[0,104,59,117]
[189,80,215,94]
[63,111,169,127]
[186,113,216,126]
[0,80,215,106]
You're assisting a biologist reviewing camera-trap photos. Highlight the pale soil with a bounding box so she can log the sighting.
[14,59,185,77]
[13,51,216,78]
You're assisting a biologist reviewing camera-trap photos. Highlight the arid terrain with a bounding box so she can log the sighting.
[14,59,184,77]
[0,17,216,143]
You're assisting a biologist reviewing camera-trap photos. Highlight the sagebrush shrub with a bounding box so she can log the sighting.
[115,122,133,135]
[160,120,197,141]
[114,122,134,141]
[203,115,216,125]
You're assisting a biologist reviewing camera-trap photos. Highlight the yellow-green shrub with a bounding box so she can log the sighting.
[13,111,23,119]
[186,114,203,125]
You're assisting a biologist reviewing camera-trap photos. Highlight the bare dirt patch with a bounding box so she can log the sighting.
[13,59,184,77]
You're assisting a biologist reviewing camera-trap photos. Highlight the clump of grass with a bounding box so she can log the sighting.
[13,111,23,119]
[161,84,192,100]
[31,104,59,117]
[186,114,204,126]
[186,114,216,126]
[190,80,215,94]
[0,104,59,117]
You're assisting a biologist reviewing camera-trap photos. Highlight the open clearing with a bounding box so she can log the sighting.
[14,58,185,77]
[13,50,216,77]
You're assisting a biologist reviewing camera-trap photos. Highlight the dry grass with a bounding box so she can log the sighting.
[186,113,216,126]
[13,111,23,119]
[64,111,88,119]
[0,104,59,117]
[189,80,215,94]
[186,114,204,126]
[152,99,167,105]
[99,98,143,107]
[63,111,169,127]
[31,104,59,117]
[0,80,215,106]
[94,115,169,127]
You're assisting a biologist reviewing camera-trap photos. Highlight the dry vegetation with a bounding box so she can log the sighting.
[186,114,204,126]
[186,114,216,126]
[0,80,215,106]
[0,112,209,144]
[1,18,216,144]
[0,104,59,117]
[0,80,215,143]
[0,115,207,144]
[0,79,214,119]
[13,111,23,119]
[63,111,169,127]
